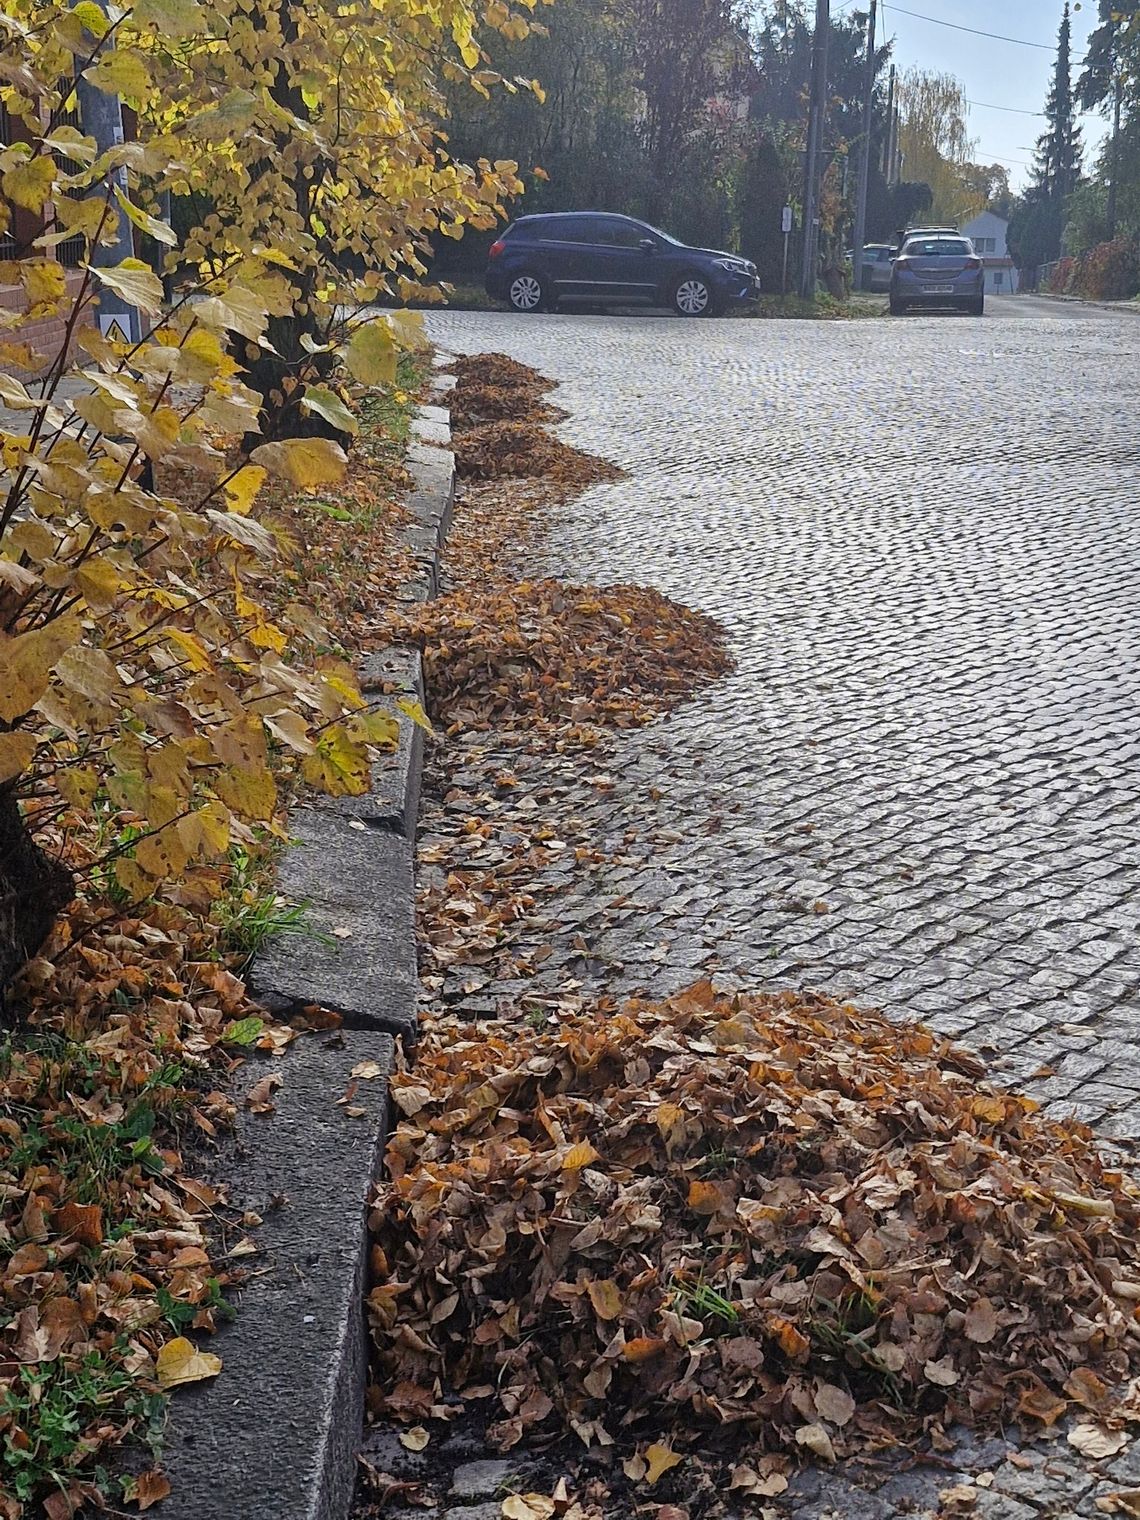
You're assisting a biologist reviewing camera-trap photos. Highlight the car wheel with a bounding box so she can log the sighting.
[889,296,906,316]
[672,274,716,317]
[970,295,985,316]
[507,271,548,313]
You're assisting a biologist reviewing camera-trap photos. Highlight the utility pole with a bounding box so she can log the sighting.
[851,0,877,292]
[799,0,830,299]
[73,0,142,342]
[883,64,895,183]
[1106,69,1123,241]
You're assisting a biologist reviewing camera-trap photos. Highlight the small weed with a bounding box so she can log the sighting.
[211,844,316,964]
[157,1278,234,1332]
[694,1145,738,1177]
[670,1274,741,1328]
[524,1007,550,1031]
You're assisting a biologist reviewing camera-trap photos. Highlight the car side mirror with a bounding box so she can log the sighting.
[639,239,656,254]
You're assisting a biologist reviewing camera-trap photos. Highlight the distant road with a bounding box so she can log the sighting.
[987,292,1130,320]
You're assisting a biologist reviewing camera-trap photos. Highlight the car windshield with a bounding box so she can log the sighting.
[905,238,972,257]
[639,220,684,247]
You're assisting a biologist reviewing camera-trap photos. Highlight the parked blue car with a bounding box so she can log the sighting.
[889,234,985,316]
[485,211,760,317]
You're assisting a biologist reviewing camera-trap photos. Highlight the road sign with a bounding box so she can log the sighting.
[98,314,131,344]
[781,205,793,234]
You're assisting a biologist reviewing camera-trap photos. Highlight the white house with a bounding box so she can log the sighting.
[961,210,1019,295]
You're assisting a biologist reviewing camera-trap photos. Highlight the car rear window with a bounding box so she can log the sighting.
[904,238,972,257]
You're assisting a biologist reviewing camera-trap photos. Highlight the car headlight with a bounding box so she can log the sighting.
[714,258,751,274]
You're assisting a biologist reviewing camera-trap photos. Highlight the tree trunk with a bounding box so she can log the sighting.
[0,787,73,1016]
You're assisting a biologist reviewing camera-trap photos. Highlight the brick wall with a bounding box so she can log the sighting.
[0,268,93,379]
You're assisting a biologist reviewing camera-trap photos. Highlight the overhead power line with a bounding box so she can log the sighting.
[880,4,1053,49]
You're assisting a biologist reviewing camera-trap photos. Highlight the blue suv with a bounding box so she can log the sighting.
[485,211,760,317]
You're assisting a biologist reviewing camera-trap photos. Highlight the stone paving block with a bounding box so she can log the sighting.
[163,1029,392,1520]
[251,807,417,1042]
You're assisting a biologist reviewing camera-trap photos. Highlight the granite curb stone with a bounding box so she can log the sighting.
[160,1029,394,1520]
[160,392,455,1519]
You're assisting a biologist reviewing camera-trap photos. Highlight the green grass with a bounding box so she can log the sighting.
[0,1349,166,1509]
[670,1274,741,1328]
[210,844,315,966]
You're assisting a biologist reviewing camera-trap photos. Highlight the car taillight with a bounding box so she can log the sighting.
[488,239,505,259]
[893,256,910,268]
[964,257,982,269]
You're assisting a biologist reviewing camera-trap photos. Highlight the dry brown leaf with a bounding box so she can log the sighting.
[963,1297,999,1344]
[794,1423,836,1463]
[1069,1423,1129,1459]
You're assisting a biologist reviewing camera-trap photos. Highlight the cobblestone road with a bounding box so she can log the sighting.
[397,306,1140,1519]
[425,304,1140,1140]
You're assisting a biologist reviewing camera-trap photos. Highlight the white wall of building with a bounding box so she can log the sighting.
[962,210,1020,294]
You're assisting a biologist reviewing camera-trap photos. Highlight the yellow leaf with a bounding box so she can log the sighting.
[301,726,370,795]
[398,1427,430,1452]
[165,628,212,673]
[91,257,164,315]
[346,708,399,747]
[562,1140,600,1170]
[132,0,206,34]
[56,766,99,808]
[74,555,122,612]
[302,385,358,436]
[156,1336,222,1390]
[0,730,36,784]
[195,285,267,341]
[2,156,56,215]
[113,857,153,901]
[135,826,191,880]
[344,320,397,386]
[214,764,277,821]
[83,50,151,102]
[396,696,434,734]
[222,465,266,515]
[0,618,81,724]
[21,260,67,317]
[644,1444,684,1485]
[112,185,177,246]
[178,326,227,382]
[177,801,230,861]
[72,1,111,36]
[250,436,347,490]
[586,1279,623,1321]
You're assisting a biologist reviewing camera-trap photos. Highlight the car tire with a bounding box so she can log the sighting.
[672,274,717,317]
[889,297,906,316]
[970,295,985,316]
[507,270,549,313]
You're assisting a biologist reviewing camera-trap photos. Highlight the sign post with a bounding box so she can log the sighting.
[781,205,793,295]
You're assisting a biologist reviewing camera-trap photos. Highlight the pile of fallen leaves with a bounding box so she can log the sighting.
[368,982,1140,1481]
[449,384,567,432]
[391,578,731,736]
[455,420,624,489]
[448,352,555,392]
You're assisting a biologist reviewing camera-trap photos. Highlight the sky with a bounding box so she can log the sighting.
[863,0,1112,190]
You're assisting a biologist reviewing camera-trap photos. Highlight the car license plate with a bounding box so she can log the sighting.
[924,284,954,294]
